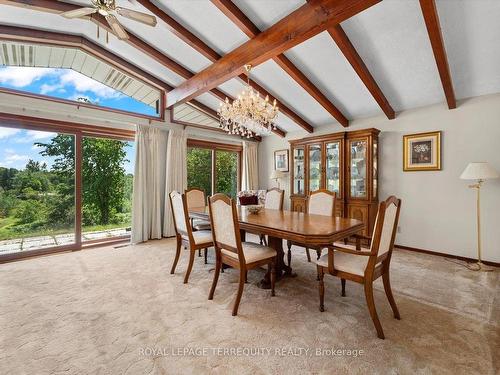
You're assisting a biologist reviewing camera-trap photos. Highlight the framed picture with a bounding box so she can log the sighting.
[274,149,289,172]
[403,131,441,171]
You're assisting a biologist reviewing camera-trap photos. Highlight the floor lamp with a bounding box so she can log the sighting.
[460,162,499,271]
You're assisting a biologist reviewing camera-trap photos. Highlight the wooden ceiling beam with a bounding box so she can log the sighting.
[0,0,281,138]
[212,0,348,127]
[166,0,380,107]
[419,0,456,109]
[327,25,395,119]
[135,0,305,134]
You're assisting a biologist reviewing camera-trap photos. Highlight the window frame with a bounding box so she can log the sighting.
[0,112,134,263]
[187,139,242,197]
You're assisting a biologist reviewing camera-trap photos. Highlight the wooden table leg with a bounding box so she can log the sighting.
[258,236,296,289]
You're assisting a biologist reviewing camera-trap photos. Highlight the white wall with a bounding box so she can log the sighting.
[259,93,500,262]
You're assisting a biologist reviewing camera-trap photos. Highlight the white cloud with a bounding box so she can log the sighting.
[26,130,57,140]
[0,66,56,87]
[0,153,30,167]
[40,83,62,95]
[0,127,20,139]
[59,70,121,99]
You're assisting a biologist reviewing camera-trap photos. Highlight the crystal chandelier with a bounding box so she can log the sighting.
[218,64,279,137]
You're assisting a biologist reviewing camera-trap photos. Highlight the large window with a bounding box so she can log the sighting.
[187,140,241,199]
[0,129,76,253]
[0,120,134,260]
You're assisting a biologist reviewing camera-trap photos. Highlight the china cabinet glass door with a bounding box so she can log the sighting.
[325,141,340,196]
[293,147,305,195]
[349,139,367,198]
[308,144,322,192]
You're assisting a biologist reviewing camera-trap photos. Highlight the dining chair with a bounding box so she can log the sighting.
[286,189,336,266]
[208,193,277,316]
[259,188,284,245]
[169,191,213,283]
[316,196,402,339]
[186,188,211,261]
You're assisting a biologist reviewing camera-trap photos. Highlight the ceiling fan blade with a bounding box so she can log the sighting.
[105,14,129,40]
[60,7,97,19]
[115,7,157,27]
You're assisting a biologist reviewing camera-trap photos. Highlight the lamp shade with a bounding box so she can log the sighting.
[270,170,286,180]
[460,162,499,180]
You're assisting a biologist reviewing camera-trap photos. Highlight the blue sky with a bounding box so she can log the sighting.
[0,66,138,173]
[0,66,157,116]
[0,128,135,174]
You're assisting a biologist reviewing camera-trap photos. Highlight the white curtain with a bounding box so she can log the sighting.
[131,125,168,243]
[163,129,188,237]
[242,141,259,190]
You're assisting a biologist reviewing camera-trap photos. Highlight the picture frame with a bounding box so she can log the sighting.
[403,131,441,171]
[274,149,289,172]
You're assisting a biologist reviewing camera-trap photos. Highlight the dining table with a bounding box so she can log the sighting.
[189,205,364,288]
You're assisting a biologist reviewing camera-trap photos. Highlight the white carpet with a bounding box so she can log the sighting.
[0,237,498,374]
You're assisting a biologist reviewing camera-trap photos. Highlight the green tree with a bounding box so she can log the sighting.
[187,148,212,196]
[37,135,128,226]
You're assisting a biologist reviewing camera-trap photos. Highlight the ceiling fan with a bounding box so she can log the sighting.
[60,0,157,40]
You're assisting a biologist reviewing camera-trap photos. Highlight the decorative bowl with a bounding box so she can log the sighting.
[246,205,263,214]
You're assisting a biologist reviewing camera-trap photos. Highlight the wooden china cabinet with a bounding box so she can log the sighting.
[289,128,380,236]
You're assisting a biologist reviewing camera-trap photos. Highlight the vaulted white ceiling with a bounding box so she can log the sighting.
[0,0,499,135]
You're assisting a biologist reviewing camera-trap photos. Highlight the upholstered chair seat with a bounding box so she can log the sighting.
[192,219,211,231]
[316,251,369,276]
[169,191,214,283]
[185,230,212,245]
[221,242,276,264]
[208,193,276,316]
[316,196,402,339]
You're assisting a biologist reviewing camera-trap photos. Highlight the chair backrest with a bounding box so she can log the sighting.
[366,196,402,271]
[264,188,284,210]
[185,188,206,209]
[169,191,192,240]
[308,189,336,216]
[208,194,245,264]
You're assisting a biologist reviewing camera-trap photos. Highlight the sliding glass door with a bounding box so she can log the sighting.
[0,122,134,261]
[0,129,76,255]
[82,137,134,242]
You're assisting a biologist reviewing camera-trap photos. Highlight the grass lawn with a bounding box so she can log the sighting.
[0,216,130,241]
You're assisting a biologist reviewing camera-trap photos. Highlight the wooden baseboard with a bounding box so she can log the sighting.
[395,244,500,268]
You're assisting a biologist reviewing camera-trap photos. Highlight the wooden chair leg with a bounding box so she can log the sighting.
[245,270,248,283]
[232,269,246,316]
[270,261,276,297]
[318,265,325,312]
[204,248,208,264]
[306,248,311,262]
[382,271,400,320]
[341,278,346,297]
[170,236,182,274]
[208,257,221,300]
[183,249,196,284]
[364,281,385,339]
[286,240,292,267]
[198,249,201,257]
[316,249,321,260]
